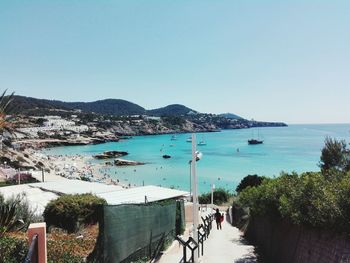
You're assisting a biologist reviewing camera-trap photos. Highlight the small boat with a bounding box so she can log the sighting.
[171,135,177,141]
[186,137,192,142]
[248,139,263,145]
[197,141,207,146]
[162,154,171,159]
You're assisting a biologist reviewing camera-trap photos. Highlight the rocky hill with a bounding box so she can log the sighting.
[219,113,243,119]
[11,96,198,117]
[147,104,196,116]
[9,95,287,138]
[54,99,147,116]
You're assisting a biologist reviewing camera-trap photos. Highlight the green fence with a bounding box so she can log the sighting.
[98,200,184,263]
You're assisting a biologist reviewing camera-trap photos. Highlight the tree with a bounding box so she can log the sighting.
[198,188,232,205]
[236,174,264,193]
[320,137,350,173]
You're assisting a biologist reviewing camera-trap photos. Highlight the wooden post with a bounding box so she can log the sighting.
[28,223,47,263]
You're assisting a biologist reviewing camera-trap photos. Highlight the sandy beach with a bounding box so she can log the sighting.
[30,149,130,188]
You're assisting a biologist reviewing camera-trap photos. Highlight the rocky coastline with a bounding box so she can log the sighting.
[0,112,287,177]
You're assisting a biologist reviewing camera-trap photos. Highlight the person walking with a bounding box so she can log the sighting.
[214,208,222,230]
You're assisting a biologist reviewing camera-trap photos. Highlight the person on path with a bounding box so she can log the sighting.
[214,208,222,230]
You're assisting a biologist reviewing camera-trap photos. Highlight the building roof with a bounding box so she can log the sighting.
[0,180,189,215]
[0,184,58,215]
[28,180,124,195]
[98,185,188,205]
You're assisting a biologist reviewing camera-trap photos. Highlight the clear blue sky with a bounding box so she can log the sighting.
[1,1,349,124]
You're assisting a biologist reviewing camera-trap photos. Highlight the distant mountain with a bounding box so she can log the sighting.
[219,113,243,119]
[54,99,147,116]
[147,104,197,117]
[9,96,69,114]
[11,96,146,116]
[13,96,254,120]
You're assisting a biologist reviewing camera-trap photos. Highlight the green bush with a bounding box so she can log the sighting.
[0,236,27,263]
[0,235,88,263]
[236,174,265,193]
[198,188,232,205]
[43,194,106,233]
[47,238,86,263]
[238,170,350,233]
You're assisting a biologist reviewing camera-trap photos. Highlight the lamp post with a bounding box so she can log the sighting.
[189,149,202,202]
[191,133,199,263]
[189,160,192,201]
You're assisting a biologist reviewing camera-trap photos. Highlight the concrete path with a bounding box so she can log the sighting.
[200,219,258,262]
[157,215,258,263]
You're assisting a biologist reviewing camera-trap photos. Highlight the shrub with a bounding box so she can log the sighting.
[236,174,265,193]
[334,171,350,233]
[0,228,97,263]
[47,231,92,263]
[0,193,37,237]
[43,194,106,233]
[238,171,350,233]
[198,188,232,205]
[6,174,39,185]
[237,139,350,234]
[0,236,27,263]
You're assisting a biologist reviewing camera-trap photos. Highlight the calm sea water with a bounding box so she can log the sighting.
[43,124,350,194]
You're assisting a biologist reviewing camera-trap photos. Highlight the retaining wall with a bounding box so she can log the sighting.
[243,215,350,263]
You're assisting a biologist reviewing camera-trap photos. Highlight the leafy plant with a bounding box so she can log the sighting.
[0,236,27,263]
[236,174,265,193]
[198,188,232,205]
[43,194,106,233]
[320,137,350,174]
[0,193,36,237]
[238,170,350,233]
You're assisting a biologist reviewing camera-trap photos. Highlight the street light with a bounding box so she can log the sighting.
[188,150,202,201]
[190,134,202,263]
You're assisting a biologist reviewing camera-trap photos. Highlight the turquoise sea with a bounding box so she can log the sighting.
[43,124,350,194]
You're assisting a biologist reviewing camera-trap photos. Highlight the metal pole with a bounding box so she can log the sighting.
[189,161,192,201]
[191,133,199,263]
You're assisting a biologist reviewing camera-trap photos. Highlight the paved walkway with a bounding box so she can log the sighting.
[157,213,258,263]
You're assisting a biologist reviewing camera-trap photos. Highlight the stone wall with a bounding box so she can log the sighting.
[243,215,350,263]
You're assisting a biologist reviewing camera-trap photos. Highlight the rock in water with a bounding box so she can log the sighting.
[114,158,145,166]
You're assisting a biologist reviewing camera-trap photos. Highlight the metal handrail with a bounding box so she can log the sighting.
[24,234,38,263]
